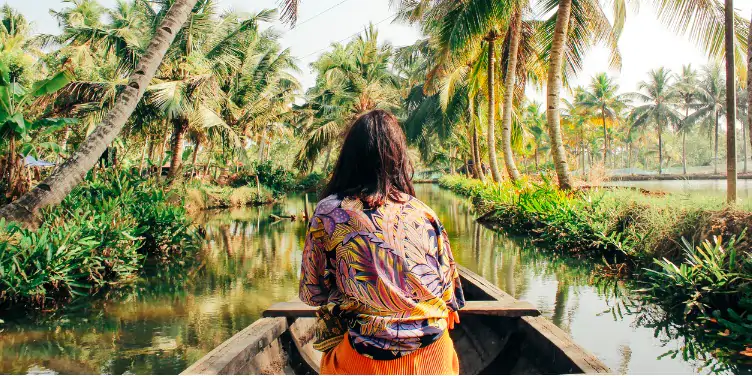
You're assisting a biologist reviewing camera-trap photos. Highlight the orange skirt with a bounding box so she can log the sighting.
[320,332,459,375]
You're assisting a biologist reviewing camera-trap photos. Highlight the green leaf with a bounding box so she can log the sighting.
[31,71,73,97]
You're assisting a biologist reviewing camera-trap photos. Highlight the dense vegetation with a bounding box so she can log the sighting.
[439,174,752,372]
[0,170,196,309]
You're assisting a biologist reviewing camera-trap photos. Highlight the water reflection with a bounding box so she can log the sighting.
[0,187,724,374]
[0,202,307,375]
[607,179,752,199]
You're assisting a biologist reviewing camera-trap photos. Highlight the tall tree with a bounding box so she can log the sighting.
[545,0,574,189]
[0,0,200,225]
[673,65,699,175]
[689,63,726,174]
[630,67,682,175]
[579,73,629,167]
[724,0,736,203]
[500,12,523,181]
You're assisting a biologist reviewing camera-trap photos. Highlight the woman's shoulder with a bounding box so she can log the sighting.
[399,194,440,221]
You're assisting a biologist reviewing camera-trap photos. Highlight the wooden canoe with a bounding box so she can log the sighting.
[182,266,610,374]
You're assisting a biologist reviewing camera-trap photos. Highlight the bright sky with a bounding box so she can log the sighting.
[8,0,752,95]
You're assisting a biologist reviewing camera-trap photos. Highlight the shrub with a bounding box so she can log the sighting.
[0,169,198,309]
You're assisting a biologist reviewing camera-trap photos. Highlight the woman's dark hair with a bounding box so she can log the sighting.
[321,109,415,207]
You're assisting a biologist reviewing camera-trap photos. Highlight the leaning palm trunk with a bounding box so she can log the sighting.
[486,33,502,182]
[545,0,574,190]
[725,0,737,203]
[0,0,199,226]
[500,14,522,182]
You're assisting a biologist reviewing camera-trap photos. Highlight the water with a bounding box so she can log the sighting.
[607,179,752,200]
[0,185,714,374]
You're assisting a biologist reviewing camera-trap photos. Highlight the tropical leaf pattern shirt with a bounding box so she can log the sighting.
[299,193,465,360]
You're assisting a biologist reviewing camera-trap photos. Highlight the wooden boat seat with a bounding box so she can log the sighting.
[263,300,540,318]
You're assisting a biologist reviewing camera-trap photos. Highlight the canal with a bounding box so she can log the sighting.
[0,185,713,374]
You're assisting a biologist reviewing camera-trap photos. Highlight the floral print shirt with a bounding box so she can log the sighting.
[299,193,465,360]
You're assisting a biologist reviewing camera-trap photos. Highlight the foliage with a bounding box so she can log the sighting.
[640,234,752,373]
[0,169,198,309]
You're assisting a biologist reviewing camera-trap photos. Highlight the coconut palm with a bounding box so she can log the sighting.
[672,65,699,175]
[687,62,726,174]
[0,0,199,225]
[738,86,748,174]
[578,73,629,167]
[295,25,399,171]
[723,0,737,203]
[562,89,592,176]
[521,101,548,171]
[630,67,682,175]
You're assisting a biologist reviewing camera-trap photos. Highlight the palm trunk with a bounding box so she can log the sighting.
[59,126,71,163]
[139,136,150,176]
[658,122,663,175]
[191,138,201,177]
[486,33,502,182]
[168,119,187,179]
[682,130,687,175]
[682,107,688,175]
[323,145,332,172]
[500,14,522,182]
[714,110,719,174]
[6,134,16,191]
[601,108,608,165]
[472,122,485,181]
[534,147,539,171]
[258,129,267,162]
[725,0,737,203]
[545,0,574,190]
[743,117,748,173]
[0,0,199,225]
[748,8,752,175]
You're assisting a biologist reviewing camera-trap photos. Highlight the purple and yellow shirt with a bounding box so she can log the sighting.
[299,193,465,360]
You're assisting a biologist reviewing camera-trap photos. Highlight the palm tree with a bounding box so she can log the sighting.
[579,73,629,167]
[672,65,699,175]
[522,101,548,171]
[500,11,524,181]
[688,63,726,174]
[738,86,748,174]
[295,25,400,171]
[723,0,737,203]
[562,89,591,176]
[0,0,199,225]
[541,0,622,189]
[630,67,682,175]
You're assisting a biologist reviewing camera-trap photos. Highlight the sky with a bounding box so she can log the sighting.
[8,0,752,97]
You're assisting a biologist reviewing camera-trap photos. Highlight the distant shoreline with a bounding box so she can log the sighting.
[607,173,752,182]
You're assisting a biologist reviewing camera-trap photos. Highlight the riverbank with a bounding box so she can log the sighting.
[438,174,752,371]
[0,170,198,311]
[608,173,752,181]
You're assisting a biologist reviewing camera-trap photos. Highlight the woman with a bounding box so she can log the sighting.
[299,109,465,375]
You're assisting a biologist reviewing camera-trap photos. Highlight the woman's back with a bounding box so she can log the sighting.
[300,192,464,359]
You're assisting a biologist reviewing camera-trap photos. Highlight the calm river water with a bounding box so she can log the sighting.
[0,185,715,374]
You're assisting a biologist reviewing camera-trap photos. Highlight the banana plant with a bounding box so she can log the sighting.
[0,62,76,197]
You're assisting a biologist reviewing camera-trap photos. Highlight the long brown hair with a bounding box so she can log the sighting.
[321,109,415,207]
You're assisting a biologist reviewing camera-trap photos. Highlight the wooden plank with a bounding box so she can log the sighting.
[264,300,539,318]
[458,265,611,374]
[181,317,287,375]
